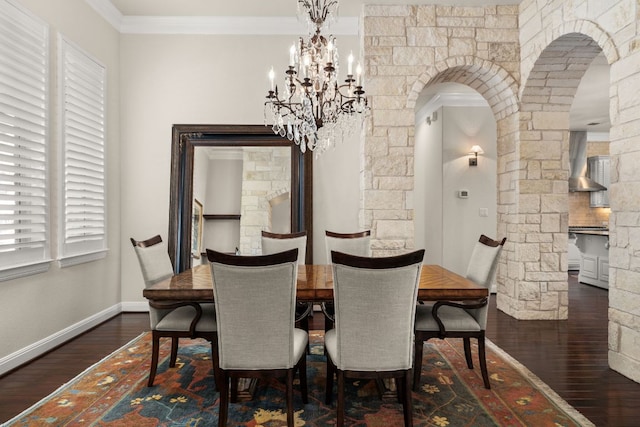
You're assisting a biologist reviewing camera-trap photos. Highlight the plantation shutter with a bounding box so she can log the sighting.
[0,0,50,278]
[58,37,107,264]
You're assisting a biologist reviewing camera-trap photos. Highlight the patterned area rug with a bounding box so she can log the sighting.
[5,331,593,426]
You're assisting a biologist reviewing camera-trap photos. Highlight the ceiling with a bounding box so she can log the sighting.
[104,0,609,133]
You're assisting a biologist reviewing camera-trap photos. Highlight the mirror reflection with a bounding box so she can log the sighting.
[192,146,292,260]
[168,124,311,273]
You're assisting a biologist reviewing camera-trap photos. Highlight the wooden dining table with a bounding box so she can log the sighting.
[143,263,488,303]
[142,263,487,400]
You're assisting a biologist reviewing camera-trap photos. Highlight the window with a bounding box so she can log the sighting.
[0,0,50,280]
[58,37,107,266]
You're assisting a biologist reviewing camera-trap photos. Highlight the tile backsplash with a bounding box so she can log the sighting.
[568,139,610,227]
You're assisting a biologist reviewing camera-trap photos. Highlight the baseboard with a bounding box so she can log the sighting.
[0,304,124,377]
[120,301,150,312]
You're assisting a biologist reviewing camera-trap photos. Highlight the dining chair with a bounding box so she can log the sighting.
[413,234,506,390]
[262,230,313,354]
[322,230,372,331]
[131,235,217,387]
[207,248,308,427]
[325,249,425,427]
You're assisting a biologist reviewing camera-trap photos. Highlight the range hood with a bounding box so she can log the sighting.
[569,131,607,192]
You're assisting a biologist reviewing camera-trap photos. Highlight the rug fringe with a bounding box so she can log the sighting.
[2,332,148,426]
[486,339,595,427]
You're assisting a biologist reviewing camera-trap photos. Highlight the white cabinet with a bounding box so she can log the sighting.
[568,233,581,270]
[576,232,609,289]
[580,254,599,281]
[588,156,610,207]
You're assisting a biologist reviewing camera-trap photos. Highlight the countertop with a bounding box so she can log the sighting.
[569,228,609,236]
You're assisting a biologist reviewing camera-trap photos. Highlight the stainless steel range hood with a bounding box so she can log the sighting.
[569,131,607,192]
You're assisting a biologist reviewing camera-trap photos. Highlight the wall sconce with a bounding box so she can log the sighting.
[468,145,484,166]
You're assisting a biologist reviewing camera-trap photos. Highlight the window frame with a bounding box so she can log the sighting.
[0,0,52,281]
[57,35,108,267]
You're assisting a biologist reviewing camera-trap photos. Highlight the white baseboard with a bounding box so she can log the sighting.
[120,301,150,312]
[0,303,128,376]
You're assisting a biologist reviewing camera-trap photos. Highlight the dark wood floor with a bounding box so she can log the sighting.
[1,274,639,425]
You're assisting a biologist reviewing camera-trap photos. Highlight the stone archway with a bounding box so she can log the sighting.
[505,29,617,321]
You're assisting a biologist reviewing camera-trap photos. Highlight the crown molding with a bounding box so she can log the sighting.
[417,92,489,122]
[85,0,123,31]
[85,0,358,36]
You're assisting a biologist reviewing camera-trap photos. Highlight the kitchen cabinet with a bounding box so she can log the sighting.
[575,232,609,289]
[588,155,610,207]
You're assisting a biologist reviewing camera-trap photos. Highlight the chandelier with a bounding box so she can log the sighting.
[264,0,369,156]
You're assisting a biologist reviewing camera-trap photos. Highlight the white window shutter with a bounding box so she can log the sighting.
[0,0,50,278]
[58,37,107,265]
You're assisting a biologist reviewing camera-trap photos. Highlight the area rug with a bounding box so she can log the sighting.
[4,331,593,426]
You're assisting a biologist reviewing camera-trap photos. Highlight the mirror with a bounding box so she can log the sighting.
[168,124,313,272]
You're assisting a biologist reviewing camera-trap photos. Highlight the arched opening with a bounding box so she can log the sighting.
[513,33,612,320]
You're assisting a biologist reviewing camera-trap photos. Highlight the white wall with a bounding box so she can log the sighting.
[203,157,243,253]
[0,0,121,367]
[119,32,361,299]
[415,103,497,277]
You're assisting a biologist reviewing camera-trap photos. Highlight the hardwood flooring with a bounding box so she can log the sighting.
[1,274,639,425]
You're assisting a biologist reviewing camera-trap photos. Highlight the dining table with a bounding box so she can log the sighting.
[143,263,488,400]
[143,263,489,303]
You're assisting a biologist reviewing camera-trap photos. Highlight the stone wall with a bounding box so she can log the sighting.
[238,147,290,254]
[363,0,640,383]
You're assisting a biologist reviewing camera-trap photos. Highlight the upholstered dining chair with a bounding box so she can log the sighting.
[207,248,308,427]
[261,230,313,350]
[131,235,217,387]
[322,230,372,331]
[325,249,425,427]
[413,234,506,390]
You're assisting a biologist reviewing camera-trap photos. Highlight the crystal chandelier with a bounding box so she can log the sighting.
[264,0,369,156]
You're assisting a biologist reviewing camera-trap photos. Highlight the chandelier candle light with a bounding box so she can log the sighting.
[265,0,369,156]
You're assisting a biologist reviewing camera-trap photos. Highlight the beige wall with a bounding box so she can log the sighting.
[0,0,121,367]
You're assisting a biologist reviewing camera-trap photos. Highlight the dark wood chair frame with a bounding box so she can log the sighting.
[207,248,308,427]
[325,250,425,427]
[322,230,372,332]
[413,235,506,391]
[131,235,218,388]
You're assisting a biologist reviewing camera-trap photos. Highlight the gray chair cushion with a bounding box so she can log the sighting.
[262,235,307,266]
[414,304,481,332]
[330,261,422,371]
[211,260,304,370]
[155,304,217,332]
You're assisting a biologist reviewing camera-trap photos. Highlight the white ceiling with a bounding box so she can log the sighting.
[102,0,609,133]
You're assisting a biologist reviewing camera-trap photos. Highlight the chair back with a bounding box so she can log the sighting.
[325,230,371,262]
[207,248,299,370]
[261,230,307,266]
[465,234,506,328]
[130,235,174,286]
[130,235,175,328]
[330,249,425,371]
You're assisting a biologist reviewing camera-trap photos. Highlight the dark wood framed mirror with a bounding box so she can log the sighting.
[168,124,313,272]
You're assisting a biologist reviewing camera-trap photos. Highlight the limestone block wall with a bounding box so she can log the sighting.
[363,4,520,261]
[238,147,290,255]
[363,0,639,383]
[518,0,639,383]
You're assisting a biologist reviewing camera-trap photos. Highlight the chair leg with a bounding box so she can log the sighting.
[287,369,296,427]
[148,332,161,387]
[230,376,239,403]
[325,356,335,405]
[463,337,473,369]
[413,338,424,391]
[169,337,179,367]
[210,341,219,391]
[337,370,345,427]
[298,353,308,404]
[402,370,413,427]
[477,335,491,389]
[218,372,229,427]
